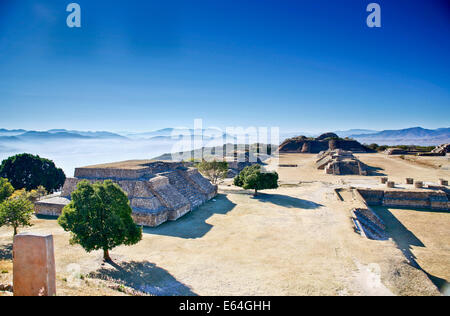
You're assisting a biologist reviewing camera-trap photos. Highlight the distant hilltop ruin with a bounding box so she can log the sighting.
[278,133,372,154]
[384,143,449,156]
[432,143,450,155]
[154,143,272,177]
[35,161,217,227]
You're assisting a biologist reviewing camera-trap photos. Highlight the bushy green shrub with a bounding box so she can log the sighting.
[0,196,34,236]
[234,165,278,196]
[197,160,228,184]
[0,178,14,203]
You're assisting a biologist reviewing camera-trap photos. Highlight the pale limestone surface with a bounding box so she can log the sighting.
[13,233,56,296]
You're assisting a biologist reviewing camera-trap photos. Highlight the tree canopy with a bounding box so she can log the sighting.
[197,160,228,184]
[233,165,278,196]
[0,178,14,203]
[0,153,66,193]
[0,196,34,236]
[58,180,142,261]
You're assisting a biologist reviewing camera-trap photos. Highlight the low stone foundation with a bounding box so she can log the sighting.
[34,196,69,217]
[349,187,449,240]
[356,188,449,211]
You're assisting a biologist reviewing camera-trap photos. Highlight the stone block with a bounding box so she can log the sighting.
[387,181,395,188]
[415,181,424,188]
[406,178,414,185]
[381,177,388,184]
[13,233,56,296]
[440,179,448,186]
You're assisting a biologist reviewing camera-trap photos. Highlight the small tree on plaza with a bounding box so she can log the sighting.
[0,178,14,203]
[197,160,229,184]
[58,180,142,261]
[0,196,34,237]
[233,165,278,196]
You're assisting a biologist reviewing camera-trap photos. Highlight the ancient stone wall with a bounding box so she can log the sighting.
[34,198,67,217]
[356,188,449,210]
[145,161,184,174]
[74,168,148,180]
[350,189,388,240]
[357,189,385,205]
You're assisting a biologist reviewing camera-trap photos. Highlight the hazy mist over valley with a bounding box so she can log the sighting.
[0,126,448,177]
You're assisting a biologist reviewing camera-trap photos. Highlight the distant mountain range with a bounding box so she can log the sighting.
[0,127,448,146]
[126,128,237,141]
[0,129,125,142]
[334,129,379,138]
[347,127,450,146]
[0,128,236,143]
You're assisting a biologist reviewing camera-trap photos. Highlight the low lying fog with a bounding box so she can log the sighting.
[0,138,227,177]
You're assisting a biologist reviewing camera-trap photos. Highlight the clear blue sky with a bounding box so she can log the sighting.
[0,0,449,133]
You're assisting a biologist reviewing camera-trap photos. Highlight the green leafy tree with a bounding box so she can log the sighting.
[10,186,48,203]
[0,196,34,236]
[197,160,228,184]
[233,165,278,196]
[0,153,66,193]
[58,180,142,261]
[0,178,14,203]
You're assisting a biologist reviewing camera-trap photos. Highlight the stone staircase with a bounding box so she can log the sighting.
[163,171,206,209]
[353,209,388,241]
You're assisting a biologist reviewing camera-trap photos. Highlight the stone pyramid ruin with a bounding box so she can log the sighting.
[35,161,217,227]
[316,149,370,175]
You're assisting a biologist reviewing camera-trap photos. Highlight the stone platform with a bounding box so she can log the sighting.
[35,160,218,227]
[316,149,370,175]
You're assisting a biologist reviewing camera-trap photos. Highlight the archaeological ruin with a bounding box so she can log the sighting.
[155,144,267,178]
[35,161,218,227]
[342,185,450,240]
[316,149,370,175]
[432,143,450,155]
[278,133,372,154]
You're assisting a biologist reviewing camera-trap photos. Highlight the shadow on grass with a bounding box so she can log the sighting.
[143,194,236,239]
[0,244,12,260]
[372,206,449,294]
[253,193,323,209]
[89,260,197,296]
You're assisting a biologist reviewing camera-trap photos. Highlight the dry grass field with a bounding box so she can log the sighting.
[0,153,448,296]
